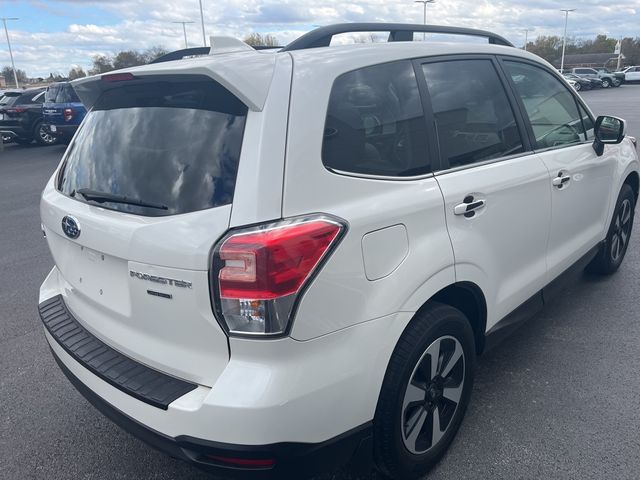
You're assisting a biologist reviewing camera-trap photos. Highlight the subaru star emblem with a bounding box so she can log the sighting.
[61,215,81,239]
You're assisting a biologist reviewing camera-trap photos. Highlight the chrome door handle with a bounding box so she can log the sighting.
[552,173,571,188]
[454,198,486,216]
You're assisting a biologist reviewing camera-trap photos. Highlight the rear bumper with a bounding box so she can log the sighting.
[38,263,408,476]
[50,345,372,478]
[44,123,78,138]
[0,125,29,139]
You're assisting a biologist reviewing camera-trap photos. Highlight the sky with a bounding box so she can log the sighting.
[1,0,639,78]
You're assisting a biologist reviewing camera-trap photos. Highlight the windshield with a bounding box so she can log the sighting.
[57,76,248,217]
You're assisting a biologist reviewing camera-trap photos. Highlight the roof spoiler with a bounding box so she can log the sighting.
[149,37,280,65]
[281,23,514,51]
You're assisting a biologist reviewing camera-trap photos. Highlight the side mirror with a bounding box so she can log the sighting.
[593,115,626,156]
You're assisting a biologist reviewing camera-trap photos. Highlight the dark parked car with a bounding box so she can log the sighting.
[568,67,621,88]
[0,88,57,145]
[562,73,595,91]
[42,82,87,143]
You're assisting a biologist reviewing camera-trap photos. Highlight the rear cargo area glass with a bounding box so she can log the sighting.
[57,76,247,216]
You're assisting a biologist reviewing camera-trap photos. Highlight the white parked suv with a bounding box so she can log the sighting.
[39,23,639,479]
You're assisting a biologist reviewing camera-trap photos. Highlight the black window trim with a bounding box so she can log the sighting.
[413,53,534,175]
[321,58,437,182]
[496,55,597,155]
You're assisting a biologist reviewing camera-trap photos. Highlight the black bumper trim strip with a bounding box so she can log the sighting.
[39,294,198,410]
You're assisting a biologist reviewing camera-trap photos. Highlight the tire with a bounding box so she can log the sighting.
[574,82,582,91]
[588,184,635,275]
[601,78,611,88]
[33,120,58,146]
[613,79,621,87]
[374,302,476,480]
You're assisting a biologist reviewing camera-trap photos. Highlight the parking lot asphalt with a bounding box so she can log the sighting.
[1,85,640,480]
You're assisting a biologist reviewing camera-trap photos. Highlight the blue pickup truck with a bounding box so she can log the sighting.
[42,82,86,142]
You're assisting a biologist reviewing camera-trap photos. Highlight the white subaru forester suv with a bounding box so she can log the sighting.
[39,23,638,479]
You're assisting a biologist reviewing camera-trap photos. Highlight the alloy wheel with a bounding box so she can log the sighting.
[611,198,632,262]
[401,335,465,454]
[39,125,56,145]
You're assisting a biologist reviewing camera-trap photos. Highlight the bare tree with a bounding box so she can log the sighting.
[243,33,279,47]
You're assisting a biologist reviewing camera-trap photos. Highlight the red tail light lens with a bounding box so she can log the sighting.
[7,107,27,113]
[63,108,74,122]
[205,455,275,469]
[212,215,346,336]
[102,72,136,82]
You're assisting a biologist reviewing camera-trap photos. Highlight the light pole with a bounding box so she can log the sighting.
[198,0,207,46]
[414,0,435,40]
[172,21,194,48]
[560,9,575,73]
[523,29,529,51]
[1,17,19,88]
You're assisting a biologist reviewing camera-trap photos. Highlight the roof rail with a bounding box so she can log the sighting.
[149,47,211,64]
[281,23,514,51]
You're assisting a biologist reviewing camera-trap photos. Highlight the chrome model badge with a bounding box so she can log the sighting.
[61,215,81,239]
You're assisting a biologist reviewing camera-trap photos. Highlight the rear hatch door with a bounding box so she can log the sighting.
[41,75,250,386]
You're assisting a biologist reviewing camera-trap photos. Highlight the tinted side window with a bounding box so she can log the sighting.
[421,59,523,169]
[504,61,585,149]
[45,85,60,103]
[59,84,81,103]
[322,60,430,177]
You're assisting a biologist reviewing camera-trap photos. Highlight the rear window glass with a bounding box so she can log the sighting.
[57,76,247,217]
[15,91,44,105]
[45,84,81,103]
[322,60,430,177]
[0,93,19,107]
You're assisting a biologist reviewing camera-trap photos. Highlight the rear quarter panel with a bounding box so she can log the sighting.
[282,49,456,341]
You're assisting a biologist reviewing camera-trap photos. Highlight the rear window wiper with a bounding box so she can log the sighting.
[74,188,168,211]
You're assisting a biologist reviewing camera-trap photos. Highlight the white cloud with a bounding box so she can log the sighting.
[1,0,639,78]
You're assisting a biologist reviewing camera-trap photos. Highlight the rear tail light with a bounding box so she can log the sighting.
[63,108,74,122]
[102,72,136,82]
[211,215,346,336]
[204,455,275,469]
[6,107,27,113]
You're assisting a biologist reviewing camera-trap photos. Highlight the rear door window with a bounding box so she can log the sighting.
[57,76,247,217]
[421,59,524,169]
[322,60,431,177]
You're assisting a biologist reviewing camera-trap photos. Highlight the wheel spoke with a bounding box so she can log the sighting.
[425,338,442,380]
[440,341,463,379]
[403,382,426,411]
[621,228,628,248]
[405,407,428,451]
[611,234,620,260]
[622,201,631,225]
[443,382,463,405]
[431,406,444,446]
